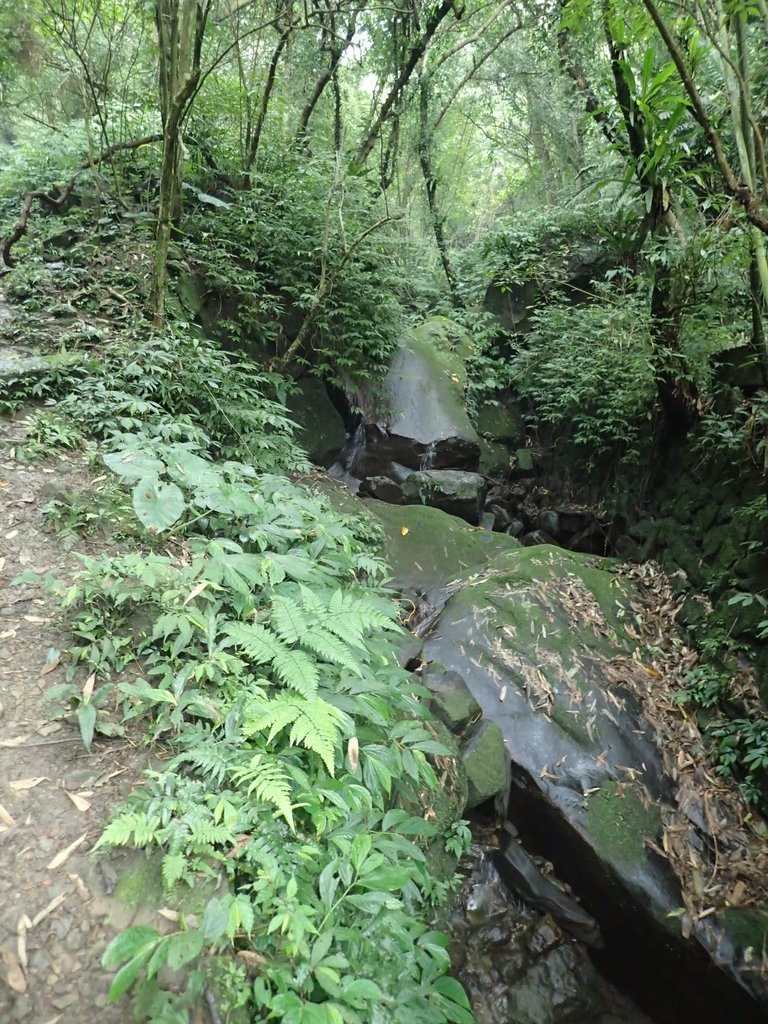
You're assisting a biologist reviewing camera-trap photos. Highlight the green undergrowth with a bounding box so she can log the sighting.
[14,339,474,1023]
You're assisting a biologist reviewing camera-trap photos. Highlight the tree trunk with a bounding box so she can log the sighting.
[418,75,462,306]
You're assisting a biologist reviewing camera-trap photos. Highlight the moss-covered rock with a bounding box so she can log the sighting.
[475,398,525,447]
[285,378,347,467]
[402,469,486,524]
[422,663,482,734]
[348,317,481,476]
[584,781,661,872]
[462,720,509,808]
[478,437,512,479]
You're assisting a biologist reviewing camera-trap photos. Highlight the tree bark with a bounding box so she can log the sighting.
[151,0,210,324]
[418,75,462,305]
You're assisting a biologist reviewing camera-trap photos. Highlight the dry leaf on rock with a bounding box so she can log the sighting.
[65,791,91,812]
[31,893,67,927]
[0,736,29,748]
[1,948,27,994]
[17,914,31,971]
[0,804,17,828]
[47,832,88,870]
[10,777,48,791]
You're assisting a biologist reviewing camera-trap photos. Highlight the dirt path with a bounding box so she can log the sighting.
[0,419,146,1023]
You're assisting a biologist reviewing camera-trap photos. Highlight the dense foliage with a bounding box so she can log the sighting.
[4,0,768,1016]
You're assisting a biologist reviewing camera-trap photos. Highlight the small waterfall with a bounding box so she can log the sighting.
[419,440,438,470]
[342,422,366,473]
[327,422,366,492]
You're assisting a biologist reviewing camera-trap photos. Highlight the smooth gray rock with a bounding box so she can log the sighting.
[402,469,487,525]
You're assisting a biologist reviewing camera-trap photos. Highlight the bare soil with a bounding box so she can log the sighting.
[0,416,147,1023]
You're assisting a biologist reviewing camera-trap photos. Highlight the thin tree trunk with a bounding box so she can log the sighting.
[418,75,462,306]
[243,25,292,185]
[354,0,456,167]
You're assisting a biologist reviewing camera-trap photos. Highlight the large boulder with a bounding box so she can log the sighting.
[402,469,487,524]
[284,378,347,467]
[414,545,768,1024]
[341,317,481,478]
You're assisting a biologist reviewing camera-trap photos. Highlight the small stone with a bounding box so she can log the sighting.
[521,530,556,547]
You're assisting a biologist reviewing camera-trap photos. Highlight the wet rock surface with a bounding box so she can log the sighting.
[451,850,654,1024]
[337,489,768,1023]
[402,469,487,524]
[335,317,481,479]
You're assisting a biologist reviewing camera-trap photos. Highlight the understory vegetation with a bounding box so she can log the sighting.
[12,334,473,1023]
[3,0,768,1016]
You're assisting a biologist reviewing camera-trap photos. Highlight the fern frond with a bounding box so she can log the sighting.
[272,648,319,698]
[162,851,189,889]
[270,595,308,644]
[244,697,347,775]
[301,624,362,676]
[223,621,286,665]
[229,754,295,829]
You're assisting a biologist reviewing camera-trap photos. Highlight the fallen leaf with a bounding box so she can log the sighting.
[0,805,17,828]
[0,737,29,748]
[47,832,88,870]
[31,892,67,927]
[17,914,31,970]
[499,685,507,702]
[1,948,26,993]
[68,873,91,901]
[400,526,409,536]
[347,736,359,771]
[183,581,209,606]
[65,791,91,812]
[10,777,48,791]
[5,529,19,540]
[82,673,96,701]
[40,658,61,676]
[23,614,47,623]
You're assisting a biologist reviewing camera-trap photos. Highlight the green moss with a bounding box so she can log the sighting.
[549,701,593,747]
[585,782,661,871]
[723,908,768,954]
[113,852,165,908]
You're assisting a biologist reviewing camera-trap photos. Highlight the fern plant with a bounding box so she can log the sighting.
[35,431,473,1023]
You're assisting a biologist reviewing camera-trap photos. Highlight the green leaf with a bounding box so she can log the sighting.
[166,930,205,971]
[202,897,230,941]
[104,450,164,481]
[107,949,154,1003]
[78,702,97,751]
[341,978,383,1006]
[434,976,471,1008]
[102,926,160,969]
[132,477,185,531]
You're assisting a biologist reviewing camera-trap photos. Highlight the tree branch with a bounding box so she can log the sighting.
[1,133,163,268]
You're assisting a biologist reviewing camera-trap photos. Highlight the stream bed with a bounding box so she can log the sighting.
[450,847,655,1024]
